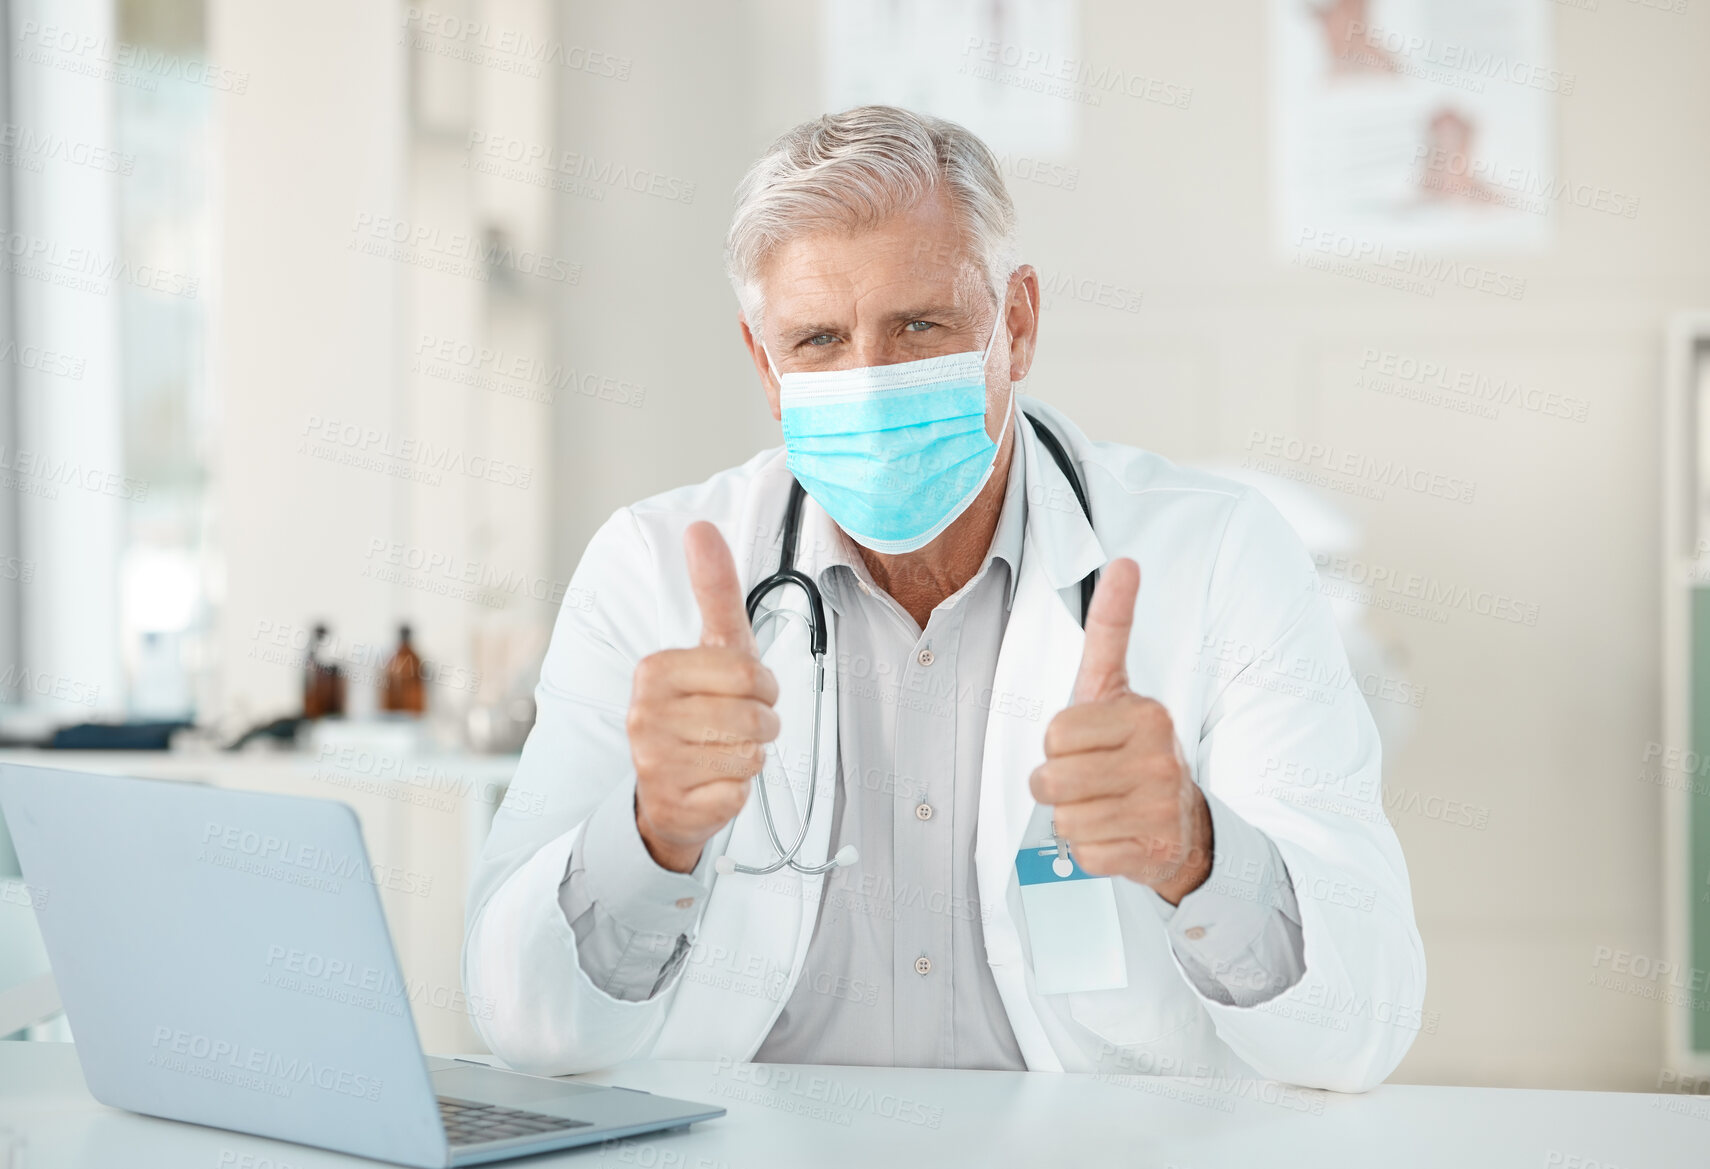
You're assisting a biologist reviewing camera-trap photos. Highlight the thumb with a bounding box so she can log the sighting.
[684,521,756,654]
[1071,558,1139,704]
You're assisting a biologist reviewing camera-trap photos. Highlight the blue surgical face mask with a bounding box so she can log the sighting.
[766,312,1010,555]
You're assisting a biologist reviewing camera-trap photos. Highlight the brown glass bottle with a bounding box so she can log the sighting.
[303,623,346,718]
[380,624,426,714]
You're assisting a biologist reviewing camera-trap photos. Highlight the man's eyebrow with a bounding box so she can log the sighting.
[880,304,965,325]
[777,304,972,345]
[778,321,847,345]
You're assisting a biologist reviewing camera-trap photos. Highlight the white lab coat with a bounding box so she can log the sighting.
[462,397,1426,1091]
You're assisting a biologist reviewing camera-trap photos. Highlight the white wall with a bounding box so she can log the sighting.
[546,0,1710,1089]
[210,0,557,734]
[208,0,405,724]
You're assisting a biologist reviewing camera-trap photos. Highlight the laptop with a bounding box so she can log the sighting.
[0,763,724,1167]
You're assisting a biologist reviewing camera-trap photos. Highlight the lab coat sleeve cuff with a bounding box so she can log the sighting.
[576,776,714,939]
[1165,789,1305,1001]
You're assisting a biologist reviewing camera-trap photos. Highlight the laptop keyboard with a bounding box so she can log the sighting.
[438,1095,593,1146]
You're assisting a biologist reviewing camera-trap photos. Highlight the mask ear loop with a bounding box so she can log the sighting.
[980,302,1007,365]
[984,296,1016,441]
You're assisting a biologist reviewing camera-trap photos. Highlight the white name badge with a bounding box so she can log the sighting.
[1015,841,1129,995]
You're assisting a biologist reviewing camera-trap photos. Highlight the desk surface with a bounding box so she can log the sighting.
[0,1041,1704,1168]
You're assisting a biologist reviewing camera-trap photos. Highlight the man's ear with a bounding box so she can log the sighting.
[1006,266,1041,383]
[738,313,782,422]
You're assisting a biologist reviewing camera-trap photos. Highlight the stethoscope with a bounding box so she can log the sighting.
[714,411,1097,877]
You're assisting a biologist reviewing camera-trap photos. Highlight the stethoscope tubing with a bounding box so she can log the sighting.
[717,600,839,876]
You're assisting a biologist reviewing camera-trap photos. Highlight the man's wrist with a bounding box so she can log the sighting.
[635,799,705,874]
[1152,786,1214,905]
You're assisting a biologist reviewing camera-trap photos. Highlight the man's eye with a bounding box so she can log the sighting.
[805,333,837,347]
[904,320,934,333]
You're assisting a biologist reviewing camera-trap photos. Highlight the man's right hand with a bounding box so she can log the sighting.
[626,521,779,873]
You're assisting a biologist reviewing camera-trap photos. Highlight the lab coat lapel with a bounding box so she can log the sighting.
[975,400,1106,1069]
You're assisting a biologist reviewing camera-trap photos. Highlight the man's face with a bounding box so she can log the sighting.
[740,191,1037,443]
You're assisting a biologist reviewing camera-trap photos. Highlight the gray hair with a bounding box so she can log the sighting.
[724,105,1018,332]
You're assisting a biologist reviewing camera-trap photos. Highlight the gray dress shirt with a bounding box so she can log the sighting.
[557,437,1307,1068]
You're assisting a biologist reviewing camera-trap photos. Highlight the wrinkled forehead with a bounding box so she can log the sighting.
[754,194,990,325]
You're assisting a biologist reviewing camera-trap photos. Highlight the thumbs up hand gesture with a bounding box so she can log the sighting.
[1027,558,1213,904]
[627,522,781,873]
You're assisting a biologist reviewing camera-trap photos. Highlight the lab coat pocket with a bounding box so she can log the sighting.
[1062,884,1200,1048]
[1066,983,1198,1049]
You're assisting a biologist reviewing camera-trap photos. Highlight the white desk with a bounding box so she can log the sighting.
[0,1041,1703,1168]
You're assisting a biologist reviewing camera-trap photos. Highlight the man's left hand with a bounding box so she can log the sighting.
[1027,558,1213,905]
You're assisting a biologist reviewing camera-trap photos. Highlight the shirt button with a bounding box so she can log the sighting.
[917,648,935,666]
[914,802,934,821]
[1184,926,1207,941]
[914,956,933,975]
[675,897,696,910]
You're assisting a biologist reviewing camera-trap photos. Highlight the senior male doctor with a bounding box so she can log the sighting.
[464,106,1425,1091]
